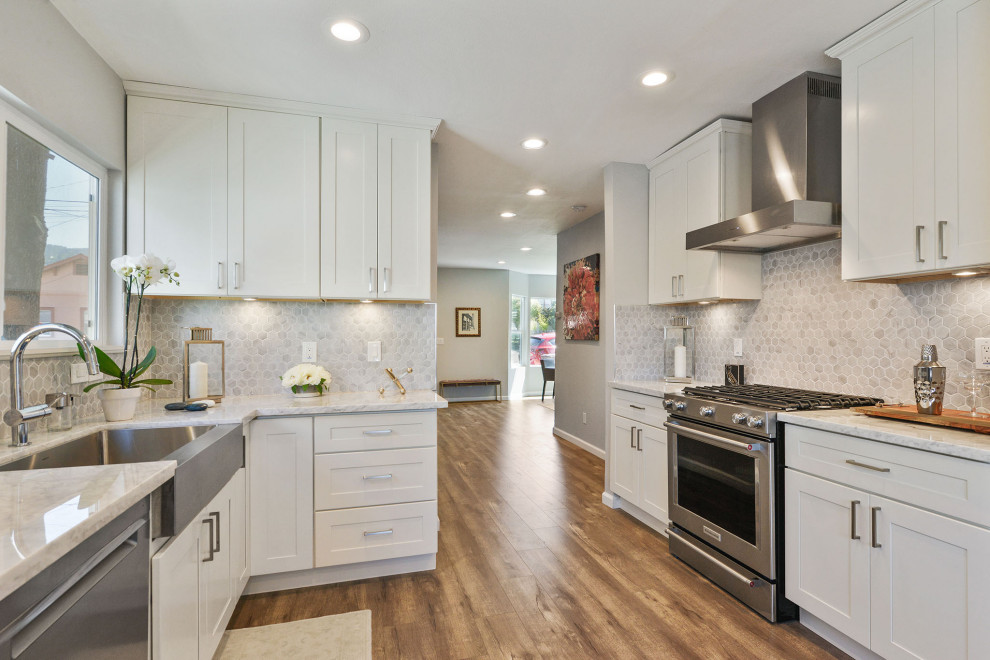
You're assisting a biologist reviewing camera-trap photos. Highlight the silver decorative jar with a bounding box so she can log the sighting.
[913,344,946,415]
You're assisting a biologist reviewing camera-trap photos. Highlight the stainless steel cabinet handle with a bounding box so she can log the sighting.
[202,518,216,562]
[871,506,881,548]
[364,529,393,537]
[915,225,925,263]
[369,267,375,293]
[630,426,636,448]
[629,404,646,410]
[210,511,221,553]
[678,274,684,296]
[234,262,241,289]
[671,276,677,297]
[637,428,642,451]
[363,474,393,480]
[938,220,948,259]
[846,459,890,473]
[383,267,390,293]
[362,429,394,436]
[850,500,861,540]
[218,262,224,289]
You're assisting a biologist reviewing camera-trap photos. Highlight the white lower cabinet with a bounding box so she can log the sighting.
[786,447,990,659]
[608,388,669,526]
[248,417,314,576]
[152,468,247,660]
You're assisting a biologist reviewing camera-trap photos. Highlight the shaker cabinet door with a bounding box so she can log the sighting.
[609,415,640,504]
[127,97,228,296]
[638,422,668,523]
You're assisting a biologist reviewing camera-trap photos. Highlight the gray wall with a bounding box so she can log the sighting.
[555,212,606,452]
[437,268,509,401]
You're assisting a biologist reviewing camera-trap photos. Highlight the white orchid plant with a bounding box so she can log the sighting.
[78,253,180,391]
[280,364,332,394]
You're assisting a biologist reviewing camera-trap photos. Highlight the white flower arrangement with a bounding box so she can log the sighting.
[280,364,332,394]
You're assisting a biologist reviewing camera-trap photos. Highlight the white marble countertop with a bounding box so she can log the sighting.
[0,389,447,468]
[0,389,445,601]
[0,462,174,601]
[779,409,990,464]
[608,379,717,396]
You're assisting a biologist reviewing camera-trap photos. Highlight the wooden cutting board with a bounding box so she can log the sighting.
[852,405,990,434]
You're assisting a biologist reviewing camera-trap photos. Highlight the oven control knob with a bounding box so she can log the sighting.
[747,416,765,429]
[700,406,715,417]
[731,412,748,425]
[663,399,674,410]
[674,402,687,412]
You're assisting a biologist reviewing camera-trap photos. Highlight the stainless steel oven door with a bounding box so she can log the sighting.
[666,418,775,579]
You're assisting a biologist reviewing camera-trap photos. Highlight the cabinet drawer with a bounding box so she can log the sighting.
[314,447,437,510]
[610,388,667,428]
[314,501,438,567]
[314,411,436,453]
[786,424,990,528]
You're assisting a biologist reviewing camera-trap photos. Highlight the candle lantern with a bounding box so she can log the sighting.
[183,327,225,403]
[663,316,694,383]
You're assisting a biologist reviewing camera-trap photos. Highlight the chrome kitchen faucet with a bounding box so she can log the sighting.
[4,323,99,447]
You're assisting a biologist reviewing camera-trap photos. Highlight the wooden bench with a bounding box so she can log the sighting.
[439,379,502,402]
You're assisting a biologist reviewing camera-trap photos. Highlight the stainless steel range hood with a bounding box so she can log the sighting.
[687,72,841,253]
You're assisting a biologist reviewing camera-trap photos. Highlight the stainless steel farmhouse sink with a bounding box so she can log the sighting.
[0,424,244,538]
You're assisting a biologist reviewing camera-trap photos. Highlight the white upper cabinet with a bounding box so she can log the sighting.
[126,85,438,301]
[376,125,432,301]
[320,121,432,300]
[227,108,320,298]
[320,119,378,299]
[127,97,228,296]
[831,0,990,280]
[647,119,762,305]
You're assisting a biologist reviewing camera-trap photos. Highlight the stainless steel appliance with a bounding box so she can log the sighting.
[686,72,842,253]
[664,384,881,621]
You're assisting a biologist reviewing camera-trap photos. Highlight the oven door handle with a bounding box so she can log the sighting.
[664,421,762,452]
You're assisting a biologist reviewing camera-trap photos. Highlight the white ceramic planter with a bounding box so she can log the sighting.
[289,384,326,399]
[98,388,143,421]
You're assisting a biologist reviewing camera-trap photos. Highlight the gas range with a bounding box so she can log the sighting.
[663,385,883,439]
[663,384,882,621]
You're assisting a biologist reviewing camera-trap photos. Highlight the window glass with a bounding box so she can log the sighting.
[510,294,524,367]
[529,297,556,365]
[3,124,98,340]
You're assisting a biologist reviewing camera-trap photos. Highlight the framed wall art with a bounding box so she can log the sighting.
[562,253,600,341]
[455,307,481,337]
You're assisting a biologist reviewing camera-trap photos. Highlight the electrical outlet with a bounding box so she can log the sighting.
[301,341,317,363]
[582,412,587,424]
[733,338,744,358]
[976,338,990,370]
[436,337,444,345]
[367,340,382,362]
[69,362,100,384]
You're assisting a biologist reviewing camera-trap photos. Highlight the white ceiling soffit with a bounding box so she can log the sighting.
[52,0,902,275]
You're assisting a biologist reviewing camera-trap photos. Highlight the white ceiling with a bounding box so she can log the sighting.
[52,0,901,275]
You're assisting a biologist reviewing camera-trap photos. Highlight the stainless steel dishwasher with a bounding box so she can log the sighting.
[0,499,150,659]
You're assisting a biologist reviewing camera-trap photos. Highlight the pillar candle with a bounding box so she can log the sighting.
[674,345,687,379]
[189,361,209,400]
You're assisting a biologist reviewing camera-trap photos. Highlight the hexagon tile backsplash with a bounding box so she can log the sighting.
[0,300,438,425]
[615,239,990,411]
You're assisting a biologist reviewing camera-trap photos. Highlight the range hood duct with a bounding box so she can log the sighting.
[687,72,841,253]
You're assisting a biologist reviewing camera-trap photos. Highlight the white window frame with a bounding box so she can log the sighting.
[0,98,109,355]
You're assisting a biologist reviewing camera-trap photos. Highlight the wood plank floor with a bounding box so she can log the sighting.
[229,400,848,659]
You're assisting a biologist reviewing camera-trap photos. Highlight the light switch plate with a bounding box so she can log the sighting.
[301,342,317,363]
[436,337,444,345]
[69,362,101,384]
[976,338,990,370]
[367,340,382,362]
[733,338,744,358]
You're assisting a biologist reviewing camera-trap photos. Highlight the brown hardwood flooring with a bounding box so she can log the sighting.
[228,400,848,659]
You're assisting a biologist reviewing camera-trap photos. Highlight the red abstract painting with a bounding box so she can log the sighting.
[562,253,600,341]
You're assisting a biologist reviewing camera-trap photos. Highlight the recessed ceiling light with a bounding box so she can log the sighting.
[329,19,369,43]
[641,71,670,87]
[243,297,257,301]
[360,299,373,303]
[954,270,979,277]
[500,211,517,218]
[520,247,532,252]
[497,260,506,265]
[698,301,712,305]
[522,138,547,150]
[526,188,547,196]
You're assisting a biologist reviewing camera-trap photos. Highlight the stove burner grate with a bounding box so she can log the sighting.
[680,384,883,411]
